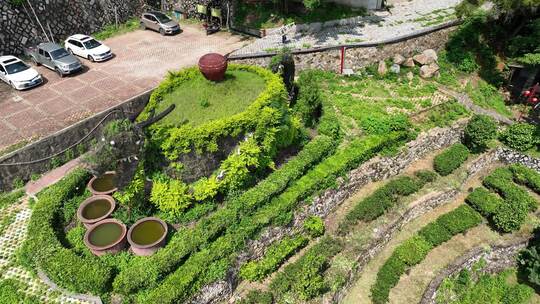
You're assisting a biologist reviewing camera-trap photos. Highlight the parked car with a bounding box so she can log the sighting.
[0,55,42,90]
[26,42,83,77]
[140,11,181,35]
[65,34,113,62]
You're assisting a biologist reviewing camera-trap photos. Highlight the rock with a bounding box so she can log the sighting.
[422,49,438,63]
[393,54,405,65]
[377,60,387,76]
[413,53,433,65]
[390,64,400,74]
[403,57,415,67]
[420,63,440,78]
[406,71,414,81]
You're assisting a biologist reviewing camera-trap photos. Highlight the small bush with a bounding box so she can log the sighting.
[492,199,529,233]
[419,222,454,247]
[433,143,470,176]
[303,216,325,238]
[414,170,438,185]
[500,123,539,152]
[371,255,406,304]
[294,71,323,127]
[239,235,309,282]
[510,164,540,194]
[394,236,433,266]
[240,290,273,304]
[484,168,538,211]
[463,114,497,152]
[465,187,503,217]
[437,205,483,235]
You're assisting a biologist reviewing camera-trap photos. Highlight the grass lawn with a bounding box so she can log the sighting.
[93,18,140,41]
[155,70,266,126]
[235,2,366,29]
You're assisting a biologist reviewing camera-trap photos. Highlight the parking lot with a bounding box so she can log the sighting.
[0,24,246,153]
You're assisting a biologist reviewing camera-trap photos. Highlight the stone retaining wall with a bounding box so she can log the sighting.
[1,0,145,56]
[0,90,152,191]
[419,239,529,304]
[229,27,456,73]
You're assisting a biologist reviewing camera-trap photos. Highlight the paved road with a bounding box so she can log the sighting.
[0,24,246,153]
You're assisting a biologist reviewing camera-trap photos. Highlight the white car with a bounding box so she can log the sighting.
[0,56,42,90]
[64,34,113,62]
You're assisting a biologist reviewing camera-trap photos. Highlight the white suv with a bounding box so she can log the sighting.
[65,34,113,62]
[0,56,42,90]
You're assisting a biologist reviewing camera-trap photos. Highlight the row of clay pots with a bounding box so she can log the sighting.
[83,216,168,257]
[79,172,168,256]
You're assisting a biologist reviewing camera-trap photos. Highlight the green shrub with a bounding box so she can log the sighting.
[500,123,539,152]
[295,71,323,127]
[433,144,470,176]
[394,236,433,266]
[371,255,407,304]
[463,114,497,152]
[303,215,325,238]
[419,222,454,247]
[113,136,336,294]
[371,205,481,303]
[338,171,436,234]
[240,290,274,304]
[437,205,483,235]
[492,199,529,233]
[270,237,341,301]
[465,187,503,217]
[19,169,112,295]
[510,164,540,194]
[0,279,40,304]
[483,168,538,211]
[239,235,309,281]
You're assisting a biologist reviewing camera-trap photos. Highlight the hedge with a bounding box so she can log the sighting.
[338,170,437,235]
[239,290,274,304]
[481,167,539,232]
[140,65,291,161]
[465,187,503,217]
[433,143,470,176]
[510,164,540,194]
[500,123,539,152]
[19,169,113,295]
[239,234,309,282]
[113,135,337,294]
[371,205,482,304]
[135,132,408,303]
[269,237,342,301]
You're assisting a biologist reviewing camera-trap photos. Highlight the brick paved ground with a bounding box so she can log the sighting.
[0,24,246,152]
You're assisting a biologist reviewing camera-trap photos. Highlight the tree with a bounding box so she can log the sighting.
[463,115,498,152]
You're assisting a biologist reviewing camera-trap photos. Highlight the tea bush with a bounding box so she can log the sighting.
[338,171,437,234]
[465,187,503,217]
[500,123,539,152]
[303,215,325,238]
[433,143,470,176]
[510,164,540,194]
[270,237,342,301]
[463,114,497,152]
[239,234,309,281]
[371,205,482,304]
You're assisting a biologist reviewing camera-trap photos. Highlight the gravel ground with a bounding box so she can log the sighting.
[232,0,461,56]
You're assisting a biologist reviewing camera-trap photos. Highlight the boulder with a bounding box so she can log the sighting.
[413,53,433,65]
[377,60,387,76]
[393,54,405,65]
[420,63,440,78]
[423,49,438,63]
[403,57,415,67]
[390,63,400,74]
